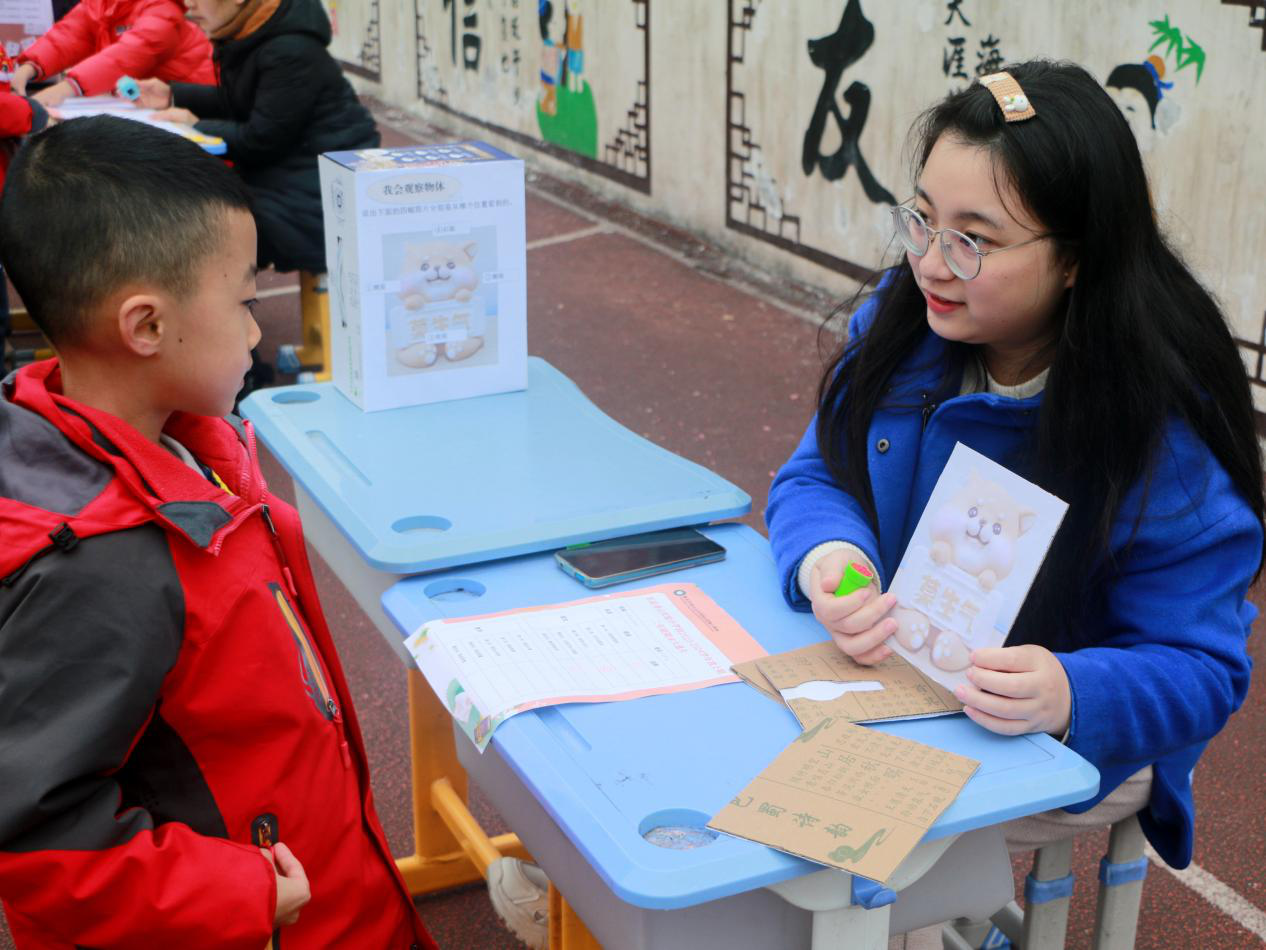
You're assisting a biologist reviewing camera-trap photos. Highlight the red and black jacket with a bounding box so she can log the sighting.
[0,360,436,950]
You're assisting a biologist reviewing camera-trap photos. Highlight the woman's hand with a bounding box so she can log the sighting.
[956,645,1072,736]
[807,550,898,666]
[136,78,172,109]
[151,106,198,125]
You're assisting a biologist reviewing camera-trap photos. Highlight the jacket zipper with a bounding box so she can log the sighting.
[252,815,282,950]
[262,507,352,770]
[272,587,340,722]
[921,399,938,431]
[261,504,298,597]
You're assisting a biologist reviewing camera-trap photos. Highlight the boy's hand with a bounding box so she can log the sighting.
[33,81,75,107]
[151,106,198,125]
[955,645,1071,737]
[10,62,38,96]
[808,551,897,666]
[262,842,311,927]
[136,78,172,109]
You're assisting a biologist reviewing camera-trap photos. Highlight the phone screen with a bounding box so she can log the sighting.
[558,528,725,581]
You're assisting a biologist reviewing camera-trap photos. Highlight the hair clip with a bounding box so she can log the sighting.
[978,71,1037,122]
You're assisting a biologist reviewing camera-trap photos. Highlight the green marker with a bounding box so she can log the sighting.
[834,560,875,598]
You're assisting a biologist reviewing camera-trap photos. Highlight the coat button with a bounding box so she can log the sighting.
[876,438,890,453]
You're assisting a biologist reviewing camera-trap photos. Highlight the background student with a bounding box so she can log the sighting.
[9,0,213,106]
[139,0,379,276]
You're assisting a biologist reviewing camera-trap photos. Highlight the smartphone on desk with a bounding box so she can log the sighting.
[555,527,726,588]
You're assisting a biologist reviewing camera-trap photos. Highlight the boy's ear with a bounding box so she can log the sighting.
[115,293,166,357]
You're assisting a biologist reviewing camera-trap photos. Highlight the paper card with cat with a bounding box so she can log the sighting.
[744,641,961,728]
[886,442,1068,693]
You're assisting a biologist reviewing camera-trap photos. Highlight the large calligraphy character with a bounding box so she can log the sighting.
[801,0,896,206]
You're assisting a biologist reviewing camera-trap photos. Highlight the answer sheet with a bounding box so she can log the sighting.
[405,582,766,750]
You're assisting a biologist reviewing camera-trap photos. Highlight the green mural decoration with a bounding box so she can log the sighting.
[1149,14,1205,82]
[536,0,598,158]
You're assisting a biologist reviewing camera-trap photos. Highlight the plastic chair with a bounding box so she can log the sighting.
[277,271,331,381]
[946,815,1148,950]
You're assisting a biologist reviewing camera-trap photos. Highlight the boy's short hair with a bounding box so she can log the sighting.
[0,116,253,346]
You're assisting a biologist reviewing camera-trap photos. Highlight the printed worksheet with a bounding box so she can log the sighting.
[709,717,979,884]
[54,97,225,151]
[405,583,766,751]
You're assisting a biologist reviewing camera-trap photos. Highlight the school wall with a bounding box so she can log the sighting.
[322,0,1266,425]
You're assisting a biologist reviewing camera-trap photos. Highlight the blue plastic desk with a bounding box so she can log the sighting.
[240,357,750,575]
[238,360,751,898]
[382,523,1100,947]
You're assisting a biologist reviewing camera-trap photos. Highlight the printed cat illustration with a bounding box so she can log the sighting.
[891,471,1035,671]
[394,239,485,367]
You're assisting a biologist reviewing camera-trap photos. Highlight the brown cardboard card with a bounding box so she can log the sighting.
[754,641,962,728]
[708,717,979,884]
[731,657,783,704]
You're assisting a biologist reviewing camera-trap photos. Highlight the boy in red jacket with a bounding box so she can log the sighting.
[9,0,213,105]
[0,116,435,950]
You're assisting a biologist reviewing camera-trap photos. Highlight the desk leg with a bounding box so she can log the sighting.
[547,884,602,950]
[395,669,531,895]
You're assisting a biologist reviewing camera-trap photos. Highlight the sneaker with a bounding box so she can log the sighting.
[487,857,549,950]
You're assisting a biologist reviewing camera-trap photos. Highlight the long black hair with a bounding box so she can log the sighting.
[815,60,1265,652]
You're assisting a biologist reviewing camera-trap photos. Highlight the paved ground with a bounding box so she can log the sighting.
[2,105,1263,949]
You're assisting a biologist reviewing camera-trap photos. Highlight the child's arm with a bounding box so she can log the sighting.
[14,3,100,92]
[0,543,277,948]
[190,36,330,165]
[54,2,191,97]
[0,92,50,139]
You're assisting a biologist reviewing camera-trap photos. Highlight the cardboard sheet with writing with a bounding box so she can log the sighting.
[708,717,979,884]
[732,641,961,726]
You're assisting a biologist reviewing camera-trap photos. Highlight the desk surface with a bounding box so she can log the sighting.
[240,358,750,573]
[382,523,1099,910]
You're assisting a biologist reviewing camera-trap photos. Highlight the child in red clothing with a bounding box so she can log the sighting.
[9,0,213,106]
[0,115,436,950]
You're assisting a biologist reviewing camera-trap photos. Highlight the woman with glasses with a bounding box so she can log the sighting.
[767,60,1263,884]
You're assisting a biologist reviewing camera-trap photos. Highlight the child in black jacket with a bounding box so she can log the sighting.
[141,0,378,273]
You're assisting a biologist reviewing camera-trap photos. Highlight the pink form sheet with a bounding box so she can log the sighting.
[404,583,767,751]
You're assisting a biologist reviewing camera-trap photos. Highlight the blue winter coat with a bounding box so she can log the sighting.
[766,291,1260,869]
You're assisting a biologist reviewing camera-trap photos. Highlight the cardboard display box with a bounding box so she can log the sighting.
[318,141,527,411]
